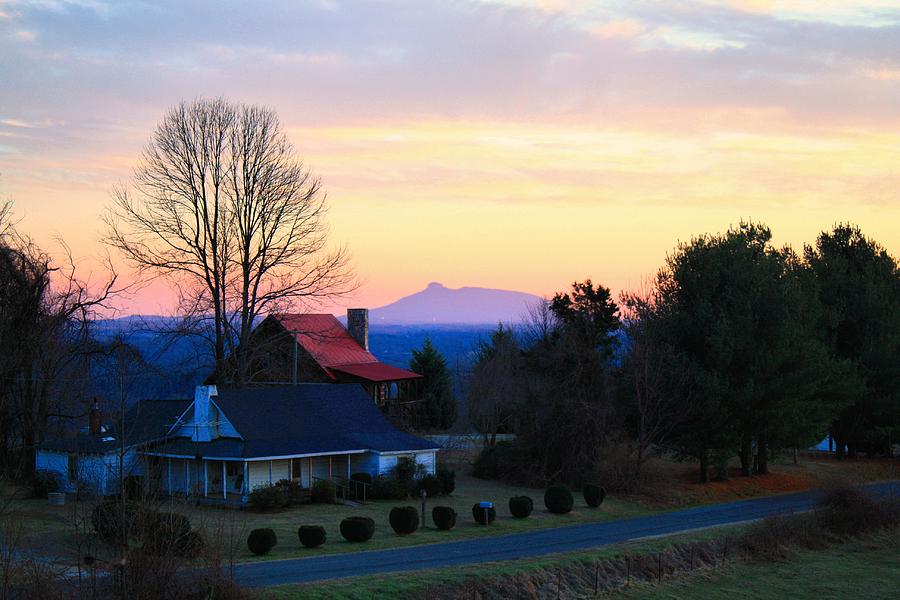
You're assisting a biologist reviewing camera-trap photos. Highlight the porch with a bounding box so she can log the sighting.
[145,451,374,503]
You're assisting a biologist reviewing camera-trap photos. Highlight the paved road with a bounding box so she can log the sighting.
[234,480,900,587]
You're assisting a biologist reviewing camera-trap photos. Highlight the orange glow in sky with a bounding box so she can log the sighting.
[2,1,899,314]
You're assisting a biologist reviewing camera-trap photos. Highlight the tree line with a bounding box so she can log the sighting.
[466,222,900,486]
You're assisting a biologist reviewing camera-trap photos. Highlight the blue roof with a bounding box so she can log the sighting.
[147,384,439,459]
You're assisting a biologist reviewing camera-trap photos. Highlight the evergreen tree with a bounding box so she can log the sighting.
[410,338,456,430]
[805,224,900,457]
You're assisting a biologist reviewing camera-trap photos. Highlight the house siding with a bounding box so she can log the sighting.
[248,461,270,490]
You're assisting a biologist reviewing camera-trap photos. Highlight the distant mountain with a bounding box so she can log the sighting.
[368,282,543,325]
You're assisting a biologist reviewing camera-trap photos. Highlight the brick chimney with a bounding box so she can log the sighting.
[347,308,369,351]
[88,398,102,436]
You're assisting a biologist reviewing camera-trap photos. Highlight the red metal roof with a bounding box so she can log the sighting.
[331,362,422,382]
[272,314,422,383]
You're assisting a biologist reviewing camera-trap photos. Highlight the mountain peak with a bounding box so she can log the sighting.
[370,283,543,325]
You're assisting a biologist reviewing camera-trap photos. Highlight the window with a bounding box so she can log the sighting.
[68,455,78,482]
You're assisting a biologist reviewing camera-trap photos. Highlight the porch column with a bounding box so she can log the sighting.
[328,455,333,478]
[288,459,293,482]
[222,461,227,499]
[308,457,312,486]
[268,460,273,485]
[346,455,351,480]
[203,461,208,497]
[242,462,249,496]
[167,458,171,492]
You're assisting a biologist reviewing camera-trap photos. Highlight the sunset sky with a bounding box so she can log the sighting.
[2,0,899,315]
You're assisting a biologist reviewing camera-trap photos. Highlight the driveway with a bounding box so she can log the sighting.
[234,480,900,587]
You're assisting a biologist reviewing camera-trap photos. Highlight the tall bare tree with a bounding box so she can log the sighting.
[105,98,356,384]
[0,201,116,476]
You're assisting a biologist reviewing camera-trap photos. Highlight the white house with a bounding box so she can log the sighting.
[35,384,439,502]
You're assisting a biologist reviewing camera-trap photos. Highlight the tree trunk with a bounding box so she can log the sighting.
[756,432,768,474]
[699,452,709,484]
[740,434,752,477]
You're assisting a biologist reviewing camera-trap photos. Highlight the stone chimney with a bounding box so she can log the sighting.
[347,308,369,351]
[88,398,102,436]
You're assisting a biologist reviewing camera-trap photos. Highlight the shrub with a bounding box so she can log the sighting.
[174,530,204,559]
[123,475,144,500]
[389,506,420,535]
[472,441,514,480]
[437,467,456,495]
[509,496,533,519]
[248,484,287,511]
[415,475,443,498]
[91,499,142,541]
[583,483,605,508]
[276,479,305,505]
[311,479,337,504]
[298,525,327,548]
[144,512,191,553]
[471,503,496,525]
[33,470,60,498]
[247,528,277,555]
[340,516,375,542]
[394,456,424,484]
[816,486,899,536]
[432,506,457,530]
[544,484,574,514]
[371,476,408,500]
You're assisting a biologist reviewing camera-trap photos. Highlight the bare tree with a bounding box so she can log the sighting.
[105,98,356,384]
[621,288,694,478]
[0,202,116,476]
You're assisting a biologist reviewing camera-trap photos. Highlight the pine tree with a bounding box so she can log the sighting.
[410,338,457,430]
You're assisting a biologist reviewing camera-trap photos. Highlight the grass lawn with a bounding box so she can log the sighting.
[4,454,897,564]
[184,473,651,563]
[617,532,900,599]
[264,524,748,599]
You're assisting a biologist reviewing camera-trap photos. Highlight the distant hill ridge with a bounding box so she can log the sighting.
[368,282,542,325]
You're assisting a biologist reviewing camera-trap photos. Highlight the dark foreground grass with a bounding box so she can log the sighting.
[617,531,900,600]
[264,525,744,600]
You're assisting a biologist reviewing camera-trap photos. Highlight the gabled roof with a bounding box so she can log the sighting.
[270,314,421,382]
[145,384,438,459]
[274,314,376,368]
[37,399,191,455]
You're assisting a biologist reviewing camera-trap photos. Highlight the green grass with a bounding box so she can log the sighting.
[190,474,651,563]
[265,524,750,600]
[618,532,900,599]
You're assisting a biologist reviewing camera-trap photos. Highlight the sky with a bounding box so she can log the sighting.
[1,0,899,316]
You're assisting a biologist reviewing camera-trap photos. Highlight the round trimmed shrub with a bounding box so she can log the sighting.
[437,468,456,495]
[247,528,277,555]
[432,506,457,531]
[340,516,375,542]
[298,525,327,548]
[544,485,574,514]
[415,475,443,498]
[583,484,606,507]
[471,503,496,525]
[509,496,534,519]
[389,506,420,535]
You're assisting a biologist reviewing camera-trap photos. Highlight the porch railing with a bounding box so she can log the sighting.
[311,475,371,503]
